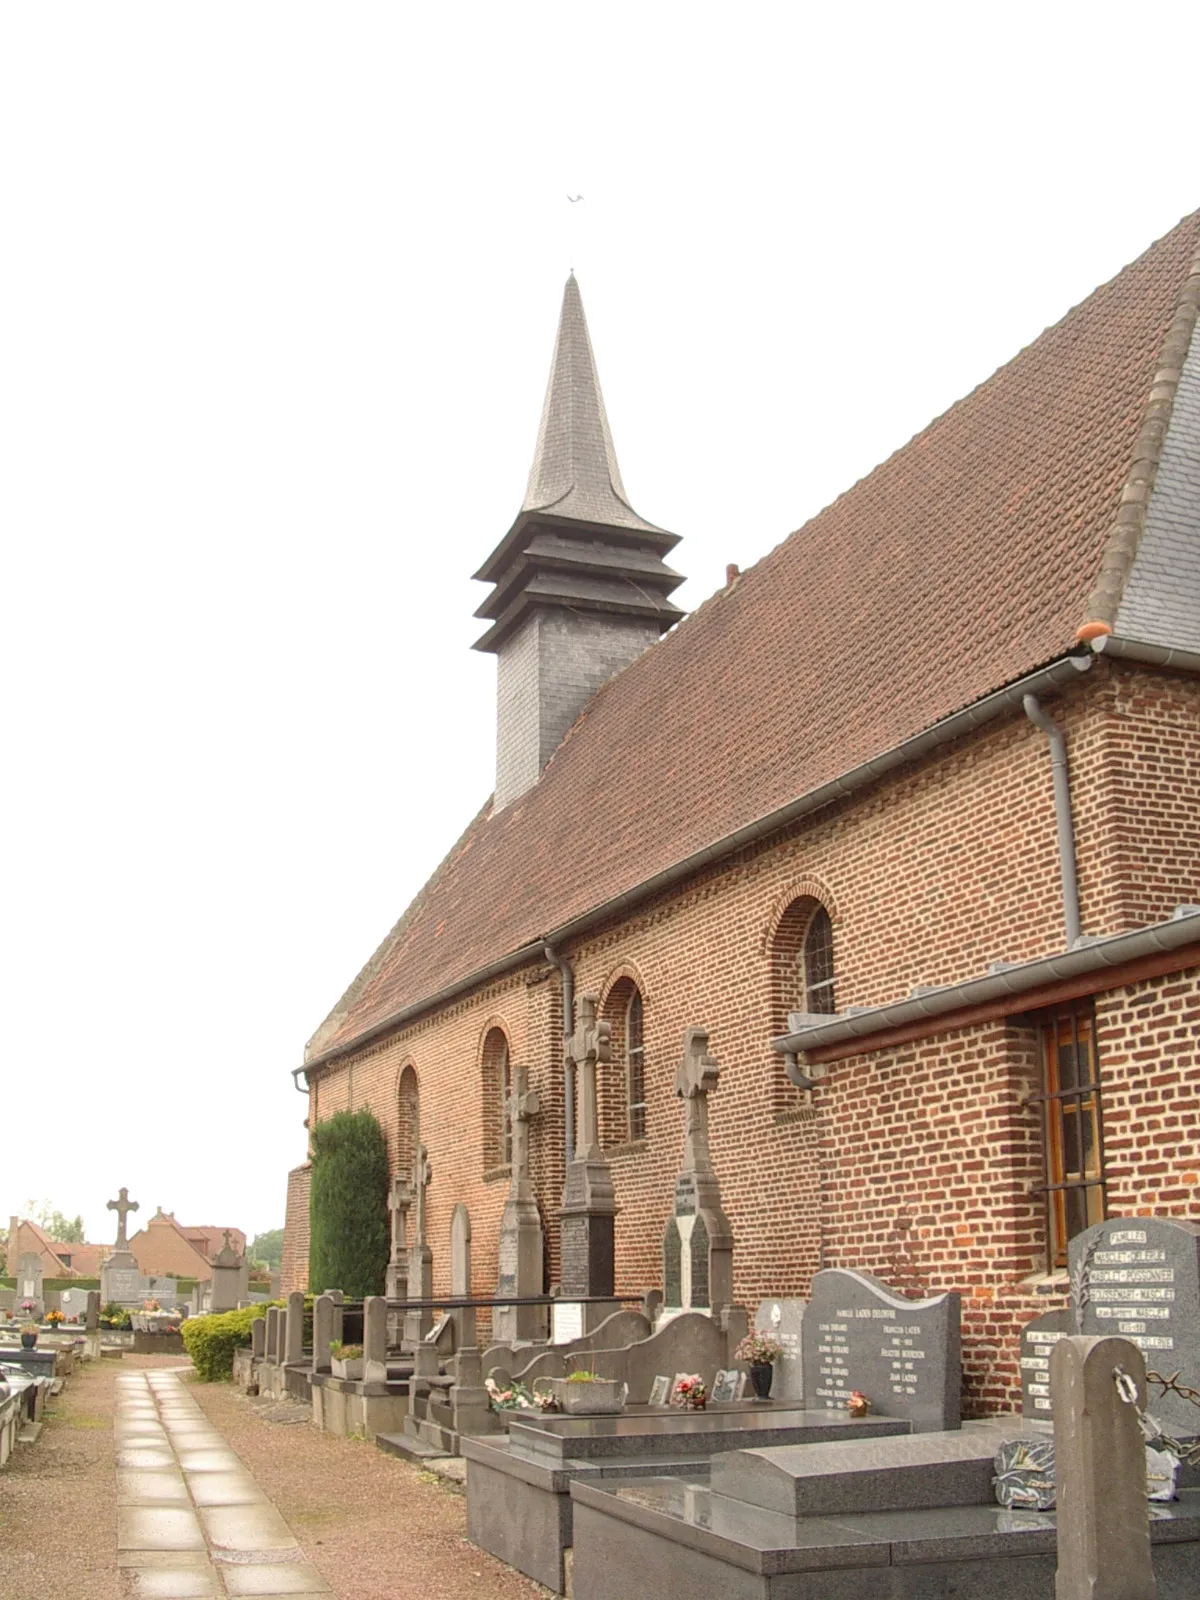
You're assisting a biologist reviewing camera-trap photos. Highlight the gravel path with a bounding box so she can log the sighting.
[0,1357,548,1600]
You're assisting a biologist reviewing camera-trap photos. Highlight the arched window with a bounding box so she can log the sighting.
[481,1027,513,1170]
[601,978,648,1146]
[802,905,836,1015]
[396,1065,419,1176]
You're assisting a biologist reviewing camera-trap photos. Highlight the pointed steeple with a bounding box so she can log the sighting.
[521,274,664,534]
[474,276,686,808]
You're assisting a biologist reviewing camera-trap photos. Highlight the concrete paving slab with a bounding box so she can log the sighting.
[176,1448,245,1472]
[199,1504,300,1552]
[219,1566,331,1596]
[118,1553,213,1569]
[187,1472,269,1507]
[117,1469,191,1505]
[121,1566,221,1597]
[118,1448,179,1469]
[118,1507,207,1552]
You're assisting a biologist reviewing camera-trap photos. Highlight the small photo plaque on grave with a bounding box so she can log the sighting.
[648,1375,671,1407]
[711,1369,744,1404]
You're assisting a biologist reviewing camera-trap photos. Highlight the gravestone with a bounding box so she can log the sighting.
[386,1174,410,1301]
[661,1028,733,1320]
[209,1231,248,1314]
[16,1255,44,1317]
[404,1141,434,1344]
[754,1298,806,1402]
[494,1065,546,1343]
[558,995,617,1301]
[1070,1215,1200,1440]
[1018,1307,1072,1419]
[801,1267,961,1432]
[101,1185,144,1306]
[451,1203,474,1347]
[58,1286,92,1322]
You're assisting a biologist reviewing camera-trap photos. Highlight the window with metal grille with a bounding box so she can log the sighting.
[627,989,647,1141]
[1039,1001,1105,1266]
[803,905,836,1014]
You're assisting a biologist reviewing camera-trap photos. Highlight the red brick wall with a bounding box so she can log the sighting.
[290,662,1200,1411]
[281,1163,311,1295]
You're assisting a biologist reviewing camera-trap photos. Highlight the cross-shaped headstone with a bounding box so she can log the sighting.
[506,1066,541,1181]
[412,1143,432,1249]
[566,993,612,1154]
[675,1026,719,1173]
[389,1174,411,1262]
[107,1187,139,1250]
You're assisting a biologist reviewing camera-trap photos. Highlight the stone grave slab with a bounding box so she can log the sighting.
[1018,1308,1071,1419]
[1070,1215,1200,1440]
[801,1267,960,1432]
[754,1298,805,1402]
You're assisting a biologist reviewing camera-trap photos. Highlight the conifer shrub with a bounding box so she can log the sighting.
[308,1108,390,1297]
[181,1305,269,1382]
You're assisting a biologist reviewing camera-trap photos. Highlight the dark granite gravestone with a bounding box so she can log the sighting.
[754,1299,805,1402]
[1018,1308,1072,1420]
[558,996,617,1304]
[1070,1215,1200,1439]
[800,1267,961,1433]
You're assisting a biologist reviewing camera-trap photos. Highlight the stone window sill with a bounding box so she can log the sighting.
[1019,1270,1070,1295]
[607,1139,650,1160]
[482,1164,512,1185]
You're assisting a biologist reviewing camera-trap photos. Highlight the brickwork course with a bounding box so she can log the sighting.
[284,210,1200,1418]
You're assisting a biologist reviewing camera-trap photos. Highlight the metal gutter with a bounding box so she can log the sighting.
[1090,634,1200,673]
[297,651,1095,1080]
[772,910,1200,1057]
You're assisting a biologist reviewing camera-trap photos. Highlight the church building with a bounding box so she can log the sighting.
[282,210,1200,1414]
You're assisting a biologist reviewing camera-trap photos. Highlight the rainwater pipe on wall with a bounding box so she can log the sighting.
[542,942,575,1163]
[1023,694,1082,950]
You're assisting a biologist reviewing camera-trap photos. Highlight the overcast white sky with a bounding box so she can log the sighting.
[2,3,1198,1246]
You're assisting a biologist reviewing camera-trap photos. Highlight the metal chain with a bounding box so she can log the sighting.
[1114,1365,1200,1467]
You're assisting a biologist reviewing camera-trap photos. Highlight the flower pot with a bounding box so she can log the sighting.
[550,1377,627,1415]
[748,1361,773,1401]
[20,1333,38,1350]
[331,1357,364,1381]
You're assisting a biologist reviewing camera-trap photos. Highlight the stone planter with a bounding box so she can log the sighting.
[331,1357,364,1381]
[748,1361,773,1400]
[550,1377,627,1415]
[20,1333,37,1350]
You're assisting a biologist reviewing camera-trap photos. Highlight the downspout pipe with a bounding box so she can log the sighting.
[542,942,575,1164]
[1023,695,1082,949]
[290,1066,309,1095]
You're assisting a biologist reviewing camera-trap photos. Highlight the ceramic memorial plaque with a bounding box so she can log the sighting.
[648,1374,671,1406]
[801,1267,961,1432]
[1070,1216,1200,1440]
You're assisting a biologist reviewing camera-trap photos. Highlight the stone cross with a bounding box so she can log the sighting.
[506,1066,541,1181]
[412,1143,432,1250]
[567,993,612,1153]
[222,1229,233,1251]
[675,1027,719,1172]
[388,1174,411,1263]
[107,1187,139,1250]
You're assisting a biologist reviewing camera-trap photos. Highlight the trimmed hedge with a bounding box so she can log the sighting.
[309,1109,389,1298]
[182,1305,275,1382]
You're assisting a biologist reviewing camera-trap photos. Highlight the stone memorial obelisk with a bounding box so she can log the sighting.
[404,1141,434,1345]
[386,1174,411,1302]
[209,1230,249,1314]
[100,1187,143,1306]
[661,1027,734,1321]
[494,1066,546,1343]
[557,995,620,1333]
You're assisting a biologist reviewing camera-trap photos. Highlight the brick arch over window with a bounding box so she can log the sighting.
[481,1025,513,1171]
[600,975,648,1148]
[396,1064,419,1176]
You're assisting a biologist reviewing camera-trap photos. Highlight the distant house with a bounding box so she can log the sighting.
[126,1209,245,1282]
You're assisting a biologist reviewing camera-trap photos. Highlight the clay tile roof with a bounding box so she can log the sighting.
[308,209,1200,1061]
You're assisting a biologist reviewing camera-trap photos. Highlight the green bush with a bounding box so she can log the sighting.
[182,1306,271,1382]
[308,1108,389,1298]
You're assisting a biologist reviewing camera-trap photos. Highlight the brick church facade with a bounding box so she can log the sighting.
[283,211,1200,1416]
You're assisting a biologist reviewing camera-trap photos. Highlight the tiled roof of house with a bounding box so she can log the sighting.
[128,1210,214,1280]
[309,210,1200,1061]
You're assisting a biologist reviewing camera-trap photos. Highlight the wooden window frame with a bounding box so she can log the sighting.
[1037,1001,1106,1267]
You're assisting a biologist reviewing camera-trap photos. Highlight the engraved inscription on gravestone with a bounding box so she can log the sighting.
[496,1227,519,1297]
[755,1298,805,1402]
[1018,1308,1072,1419]
[801,1267,961,1433]
[1070,1216,1200,1439]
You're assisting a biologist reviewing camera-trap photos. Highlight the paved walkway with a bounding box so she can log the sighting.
[116,1368,328,1598]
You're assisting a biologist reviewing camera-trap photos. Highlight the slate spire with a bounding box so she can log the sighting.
[475,275,685,807]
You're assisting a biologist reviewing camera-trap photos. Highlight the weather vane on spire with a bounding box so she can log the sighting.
[566,193,585,273]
